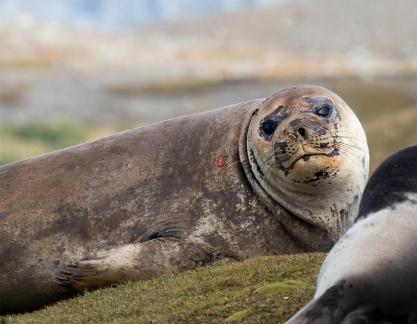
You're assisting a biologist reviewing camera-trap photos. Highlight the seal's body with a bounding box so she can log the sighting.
[0,86,368,313]
[286,145,417,324]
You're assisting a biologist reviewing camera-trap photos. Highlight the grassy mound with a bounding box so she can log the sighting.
[3,253,324,324]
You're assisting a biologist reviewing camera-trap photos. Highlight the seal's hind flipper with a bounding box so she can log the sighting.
[54,239,211,292]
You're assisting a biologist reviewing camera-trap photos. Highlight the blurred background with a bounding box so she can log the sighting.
[0,0,416,170]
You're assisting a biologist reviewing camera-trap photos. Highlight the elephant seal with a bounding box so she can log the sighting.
[0,85,368,313]
[286,145,417,324]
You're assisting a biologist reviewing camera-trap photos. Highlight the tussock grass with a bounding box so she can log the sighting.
[3,254,324,324]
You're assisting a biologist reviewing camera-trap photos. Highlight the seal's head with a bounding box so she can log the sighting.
[245,85,369,248]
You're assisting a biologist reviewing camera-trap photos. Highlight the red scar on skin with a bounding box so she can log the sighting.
[216,155,226,168]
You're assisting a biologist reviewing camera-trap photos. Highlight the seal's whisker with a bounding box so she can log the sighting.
[335,150,358,161]
[337,150,358,160]
[335,138,363,149]
[264,160,277,181]
[259,151,276,164]
[259,152,278,180]
[336,144,363,156]
[330,129,362,136]
[336,147,362,157]
[336,145,363,159]
[329,132,363,143]
[330,128,360,134]
[332,135,362,142]
[336,141,363,152]
[262,160,277,178]
[263,146,276,156]
[332,137,362,145]
[335,140,363,152]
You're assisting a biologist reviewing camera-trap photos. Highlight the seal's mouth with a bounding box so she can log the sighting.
[277,140,338,173]
[287,153,327,170]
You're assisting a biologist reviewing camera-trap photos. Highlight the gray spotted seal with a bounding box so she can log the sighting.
[0,85,369,313]
[286,145,417,323]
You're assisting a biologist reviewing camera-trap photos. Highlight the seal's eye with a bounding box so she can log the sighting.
[315,104,332,118]
[261,120,278,137]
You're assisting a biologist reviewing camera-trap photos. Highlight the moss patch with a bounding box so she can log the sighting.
[226,308,254,322]
[255,280,306,295]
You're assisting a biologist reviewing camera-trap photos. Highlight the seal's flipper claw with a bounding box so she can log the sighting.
[53,276,73,288]
[54,258,108,291]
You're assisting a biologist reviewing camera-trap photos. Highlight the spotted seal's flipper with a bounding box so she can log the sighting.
[284,281,350,324]
[285,281,414,323]
[55,239,211,292]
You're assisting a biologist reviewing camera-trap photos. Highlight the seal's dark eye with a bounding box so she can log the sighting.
[315,104,332,117]
[261,120,278,136]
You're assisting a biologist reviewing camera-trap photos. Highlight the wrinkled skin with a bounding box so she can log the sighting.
[0,85,368,313]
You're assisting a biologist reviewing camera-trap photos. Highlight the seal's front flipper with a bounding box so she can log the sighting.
[285,282,413,324]
[55,239,211,292]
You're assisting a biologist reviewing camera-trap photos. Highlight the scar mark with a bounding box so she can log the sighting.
[216,155,226,168]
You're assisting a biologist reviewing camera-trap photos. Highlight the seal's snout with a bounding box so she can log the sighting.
[272,119,336,172]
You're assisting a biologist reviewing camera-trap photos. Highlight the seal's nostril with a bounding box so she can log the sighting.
[298,127,307,137]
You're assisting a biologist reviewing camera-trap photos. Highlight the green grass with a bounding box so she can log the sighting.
[6,122,85,148]
[3,254,324,324]
[0,122,116,166]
